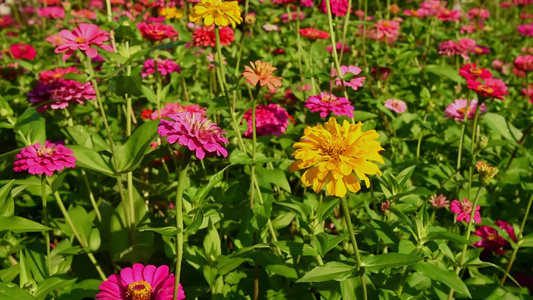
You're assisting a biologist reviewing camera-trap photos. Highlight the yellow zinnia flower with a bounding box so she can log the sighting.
[290,117,384,198]
[160,7,184,20]
[189,0,243,28]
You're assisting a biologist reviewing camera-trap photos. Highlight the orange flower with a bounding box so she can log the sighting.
[242,60,282,90]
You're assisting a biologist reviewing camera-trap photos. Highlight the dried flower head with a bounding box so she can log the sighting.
[476,161,498,186]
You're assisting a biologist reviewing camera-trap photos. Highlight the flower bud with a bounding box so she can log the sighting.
[426,100,435,113]
[476,161,498,187]
[478,136,488,150]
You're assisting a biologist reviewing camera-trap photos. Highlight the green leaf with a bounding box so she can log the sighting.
[255,167,291,192]
[15,107,46,144]
[34,275,77,300]
[297,261,356,283]
[115,121,158,173]
[425,65,464,83]
[361,253,421,272]
[483,113,523,142]
[412,262,471,298]
[138,224,181,236]
[204,219,221,257]
[62,73,89,82]
[68,145,114,176]
[0,216,51,233]
[229,149,282,165]
[351,111,378,122]
[426,230,470,245]
[142,86,157,104]
[64,125,109,152]
[519,233,533,248]
[314,233,349,257]
[0,180,15,217]
[194,166,231,205]
[0,282,37,300]
[115,75,143,97]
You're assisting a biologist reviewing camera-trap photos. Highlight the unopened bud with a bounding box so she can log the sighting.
[476,161,498,187]
[478,136,488,150]
[426,101,436,113]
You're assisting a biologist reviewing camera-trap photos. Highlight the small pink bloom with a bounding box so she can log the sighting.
[142,58,181,78]
[46,34,64,47]
[13,141,76,176]
[445,99,487,121]
[96,263,184,300]
[327,42,350,53]
[137,22,178,41]
[243,104,289,138]
[39,67,79,83]
[437,8,462,22]
[332,65,365,91]
[514,55,533,73]
[305,92,354,118]
[367,20,400,43]
[318,0,349,16]
[55,23,113,60]
[150,102,206,120]
[467,8,490,19]
[281,11,306,23]
[71,9,98,20]
[450,198,481,224]
[459,63,492,80]
[518,23,533,37]
[430,194,449,208]
[38,6,65,19]
[9,44,37,60]
[384,99,407,113]
[473,220,516,255]
[158,112,228,159]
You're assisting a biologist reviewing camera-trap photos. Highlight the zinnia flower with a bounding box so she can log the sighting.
[71,9,98,20]
[190,26,234,48]
[290,117,384,198]
[331,65,365,91]
[473,220,516,255]
[150,103,206,120]
[137,22,178,41]
[96,263,185,300]
[243,104,289,138]
[13,141,76,176]
[476,161,499,187]
[281,11,306,23]
[518,23,533,37]
[189,0,243,27]
[39,67,79,83]
[54,23,113,60]
[459,63,492,80]
[38,6,65,19]
[160,7,184,19]
[384,99,407,113]
[242,60,282,90]
[467,8,490,19]
[467,78,507,100]
[437,8,462,22]
[444,99,487,121]
[367,20,400,43]
[299,27,330,40]
[158,112,228,159]
[514,55,533,73]
[318,0,349,16]
[450,198,481,224]
[28,79,96,112]
[305,92,354,118]
[0,16,13,28]
[429,194,449,208]
[142,58,181,78]
[438,40,463,57]
[9,44,37,60]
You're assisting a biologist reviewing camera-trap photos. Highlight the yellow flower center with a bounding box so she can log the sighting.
[37,145,54,157]
[126,281,152,300]
[457,107,470,115]
[321,96,335,103]
[321,134,347,158]
[470,68,482,75]
[478,85,494,94]
[383,21,390,27]
[75,37,85,43]
[487,233,497,241]
[410,10,418,16]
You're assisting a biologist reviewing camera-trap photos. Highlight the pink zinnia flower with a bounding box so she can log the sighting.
[438,40,463,57]
[331,65,365,91]
[437,8,462,22]
[263,24,280,32]
[518,23,533,37]
[467,8,490,19]
[522,84,533,104]
[450,198,481,224]
[54,23,113,60]
[420,0,443,16]
[327,42,350,53]
[300,0,314,7]
[38,6,65,19]
[384,99,407,113]
[39,67,79,83]
[445,99,487,121]
[96,263,184,300]
[28,79,96,112]
[13,141,76,176]
[430,194,449,208]
[243,104,289,138]
[0,16,13,28]
[459,63,492,80]
[158,112,228,159]
[46,34,64,47]
[458,37,477,52]
[142,58,181,78]
[137,22,178,41]
[467,79,507,100]
[150,103,206,120]
[367,20,400,43]
[9,44,37,60]
[305,92,354,118]
[71,9,98,20]
[514,55,533,73]
[318,0,349,17]
[473,220,517,255]
[281,11,306,23]
[299,27,330,40]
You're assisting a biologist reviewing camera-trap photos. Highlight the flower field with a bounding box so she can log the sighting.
[1,0,533,299]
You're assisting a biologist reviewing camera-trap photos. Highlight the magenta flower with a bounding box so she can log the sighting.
[13,141,76,176]
[142,59,181,78]
[96,263,185,300]
[318,0,349,16]
[473,220,517,255]
[55,23,113,60]
[518,23,533,37]
[514,55,533,73]
[243,104,289,138]
[332,65,365,91]
[38,7,65,19]
[305,92,354,118]
[28,79,96,112]
[384,99,407,113]
[450,198,481,224]
[137,22,178,41]
[437,8,462,22]
[467,8,490,19]
[445,99,487,121]
[158,112,228,160]
[438,40,463,57]
[150,103,206,120]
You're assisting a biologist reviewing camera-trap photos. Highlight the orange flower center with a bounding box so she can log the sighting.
[321,134,347,158]
[383,21,391,27]
[410,10,418,16]
[478,85,494,94]
[474,47,483,53]
[75,37,85,43]
[487,233,497,241]
[126,281,152,300]
[37,146,54,157]
[470,68,482,75]
[457,107,471,115]
[321,96,336,103]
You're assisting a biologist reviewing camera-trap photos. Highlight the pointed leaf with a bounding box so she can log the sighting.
[361,253,421,272]
[115,121,158,173]
[412,261,471,298]
[297,261,356,283]
[0,216,51,233]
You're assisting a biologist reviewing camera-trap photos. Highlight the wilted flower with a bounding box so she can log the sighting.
[384,99,407,113]
[305,92,354,118]
[430,194,449,208]
[96,263,185,300]
[54,23,113,60]
[13,141,76,176]
[331,65,365,91]
[381,200,391,212]
[137,22,178,41]
[142,58,181,78]
[243,60,282,90]
[476,161,498,186]
[158,112,228,159]
[450,198,481,224]
[290,117,384,198]
[444,99,487,121]
[473,220,516,255]
[189,0,243,27]
[243,104,289,138]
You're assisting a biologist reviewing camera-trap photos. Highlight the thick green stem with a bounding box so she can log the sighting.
[41,176,51,276]
[501,193,533,285]
[340,197,367,300]
[174,151,192,300]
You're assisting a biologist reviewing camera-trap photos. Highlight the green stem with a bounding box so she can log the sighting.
[296,6,305,87]
[174,151,192,300]
[41,176,51,276]
[501,193,533,285]
[81,169,102,222]
[467,102,482,200]
[338,0,353,63]
[448,186,483,300]
[324,0,349,100]
[456,99,472,172]
[416,113,428,160]
[340,197,367,300]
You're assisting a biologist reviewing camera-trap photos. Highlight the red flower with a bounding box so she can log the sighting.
[299,27,330,40]
[467,79,507,100]
[39,67,79,83]
[459,63,492,80]
[473,220,516,255]
[140,109,153,120]
[190,26,234,48]
[137,22,178,41]
[9,44,37,60]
